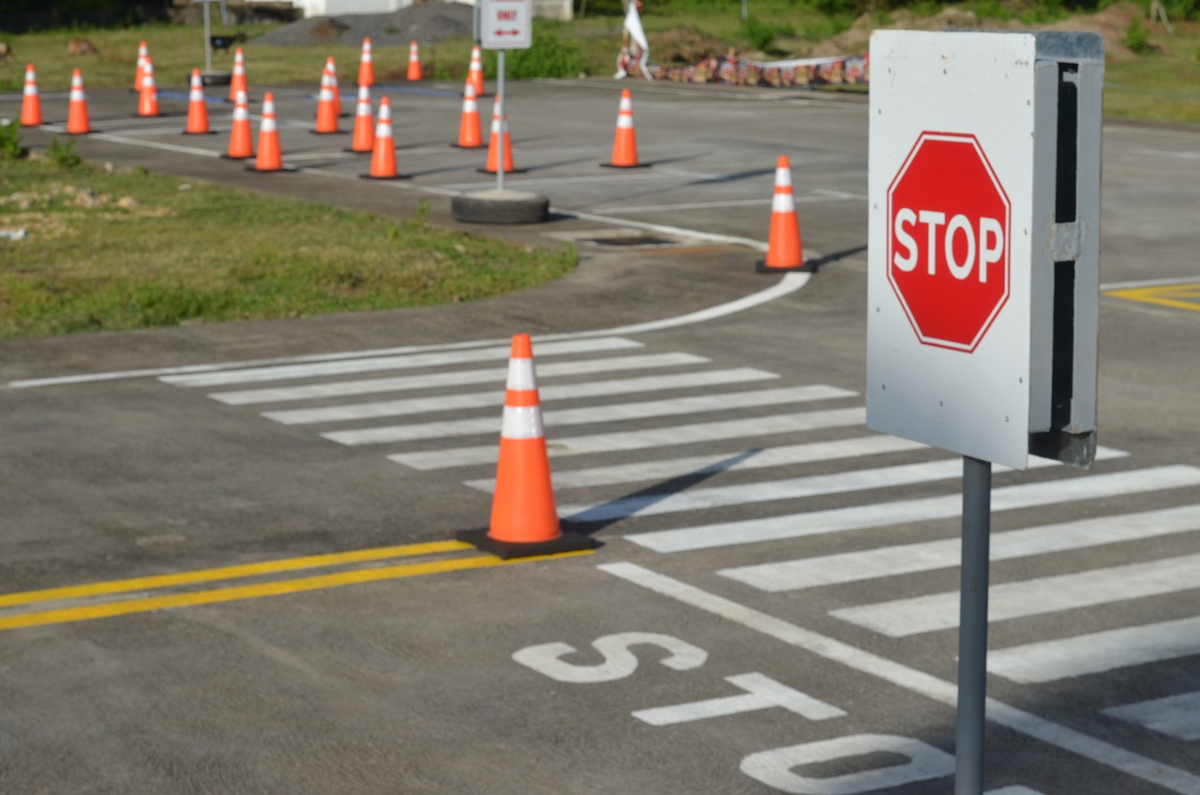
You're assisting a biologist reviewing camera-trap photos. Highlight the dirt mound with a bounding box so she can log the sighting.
[255,1,474,48]
[652,26,730,64]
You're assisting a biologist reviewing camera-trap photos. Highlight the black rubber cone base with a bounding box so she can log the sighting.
[601,161,652,169]
[756,259,815,273]
[456,527,597,560]
[245,164,300,173]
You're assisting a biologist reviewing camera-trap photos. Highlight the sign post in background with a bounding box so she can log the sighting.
[479,0,532,193]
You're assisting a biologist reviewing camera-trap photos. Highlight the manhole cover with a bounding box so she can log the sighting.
[585,235,675,247]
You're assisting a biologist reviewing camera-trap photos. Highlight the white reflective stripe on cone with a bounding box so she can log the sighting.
[502,405,545,440]
[773,191,796,213]
[506,358,537,391]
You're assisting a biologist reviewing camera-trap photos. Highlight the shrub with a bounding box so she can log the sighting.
[0,120,24,160]
[1124,17,1154,55]
[46,137,82,168]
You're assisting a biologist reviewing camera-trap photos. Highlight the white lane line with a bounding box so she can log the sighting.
[723,486,1200,596]
[1103,691,1200,741]
[832,551,1200,637]
[599,563,1200,795]
[324,384,855,445]
[591,189,867,215]
[465,434,928,493]
[1101,274,1200,291]
[989,615,1200,684]
[161,337,640,388]
[1135,148,1200,161]
[558,453,1090,523]
[388,406,867,470]
[625,466,1200,553]
[562,208,770,252]
[210,352,708,406]
[264,367,777,425]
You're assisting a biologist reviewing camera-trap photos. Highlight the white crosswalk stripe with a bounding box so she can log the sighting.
[1102,691,1200,741]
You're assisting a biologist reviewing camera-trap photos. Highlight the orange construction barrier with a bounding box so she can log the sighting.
[137,58,160,118]
[349,84,375,153]
[365,97,406,179]
[603,89,648,169]
[467,45,485,98]
[314,60,339,134]
[66,69,91,135]
[482,98,516,174]
[457,334,597,559]
[224,89,253,159]
[133,41,148,93]
[252,92,283,172]
[757,155,809,272]
[406,40,422,82]
[20,64,42,127]
[357,37,374,87]
[454,82,482,149]
[184,69,211,134]
[229,47,247,103]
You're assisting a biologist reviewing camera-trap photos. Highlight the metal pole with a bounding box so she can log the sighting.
[203,1,213,74]
[496,49,506,192]
[955,455,991,795]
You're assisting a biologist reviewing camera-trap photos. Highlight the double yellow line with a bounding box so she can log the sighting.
[0,540,593,632]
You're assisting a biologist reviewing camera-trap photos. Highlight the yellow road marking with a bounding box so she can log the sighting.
[0,548,594,632]
[0,539,471,609]
[1105,283,1200,313]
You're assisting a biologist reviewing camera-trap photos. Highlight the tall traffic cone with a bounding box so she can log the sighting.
[482,97,517,174]
[757,155,809,272]
[364,97,406,179]
[229,47,247,103]
[349,84,375,153]
[453,81,482,149]
[251,92,284,172]
[456,334,597,559]
[406,40,422,81]
[467,45,485,98]
[137,58,160,117]
[66,69,91,135]
[602,89,648,168]
[314,61,339,134]
[357,37,374,87]
[20,64,42,127]
[224,89,253,159]
[183,69,212,134]
[133,41,148,93]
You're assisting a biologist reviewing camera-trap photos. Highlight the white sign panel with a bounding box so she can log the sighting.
[480,0,533,50]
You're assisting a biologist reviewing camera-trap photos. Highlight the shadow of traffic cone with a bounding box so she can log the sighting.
[357,37,374,87]
[756,155,811,273]
[133,41,148,93]
[251,92,286,172]
[20,64,42,127]
[66,69,91,135]
[183,69,212,134]
[137,58,160,118]
[602,89,649,169]
[363,97,408,180]
[224,89,253,159]
[348,84,374,153]
[406,40,422,81]
[457,334,598,560]
[453,82,482,149]
[229,47,247,103]
[314,60,339,134]
[467,44,485,98]
[482,97,521,174]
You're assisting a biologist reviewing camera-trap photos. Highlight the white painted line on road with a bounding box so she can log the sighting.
[599,562,1200,795]
[1101,274,1200,290]
[831,551,1200,637]
[720,500,1197,593]
[989,615,1200,684]
[388,406,867,470]
[264,367,777,425]
[561,208,771,252]
[1103,691,1200,741]
[210,352,708,405]
[466,434,927,493]
[1135,148,1200,161]
[90,132,222,158]
[625,466,1200,553]
[590,198,774,214]
[324,384,854,445]
[161,337,641,388]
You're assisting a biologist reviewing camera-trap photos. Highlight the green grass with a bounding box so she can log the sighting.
[0,156,575,338]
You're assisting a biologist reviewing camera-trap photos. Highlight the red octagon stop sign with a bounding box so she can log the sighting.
[887,132,1011,353]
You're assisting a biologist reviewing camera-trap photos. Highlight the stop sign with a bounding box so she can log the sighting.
[886,132,1011,353]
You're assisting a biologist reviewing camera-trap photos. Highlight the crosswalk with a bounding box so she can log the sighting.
[162,334,1200,747]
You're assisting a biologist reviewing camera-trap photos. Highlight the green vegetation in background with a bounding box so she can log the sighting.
[0,158,576,338]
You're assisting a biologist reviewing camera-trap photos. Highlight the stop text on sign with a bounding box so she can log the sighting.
[886,132,1011,353]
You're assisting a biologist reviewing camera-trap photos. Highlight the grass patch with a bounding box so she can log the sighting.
[0,157,575,339]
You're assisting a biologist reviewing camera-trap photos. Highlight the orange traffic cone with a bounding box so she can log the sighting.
[20,64,42,127]
[183,69,212,134]
[757,155,809,272]
[406,40,422,81]
[314,61,339,134]
[357,37,374,87]
[224,89,253,159]
[349,84,374,153]
[603,89,648,168]
[137,58,160,118]
[467,44,485,98]
[66,69,91,135]
[482,98,517,174]
[457,334,597,559]
[327,56,347,117]
[251,92,284,172]
[229,47,247,103]
[133,41,148,93]
[364,97,406,179]
[453,81,482,149]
